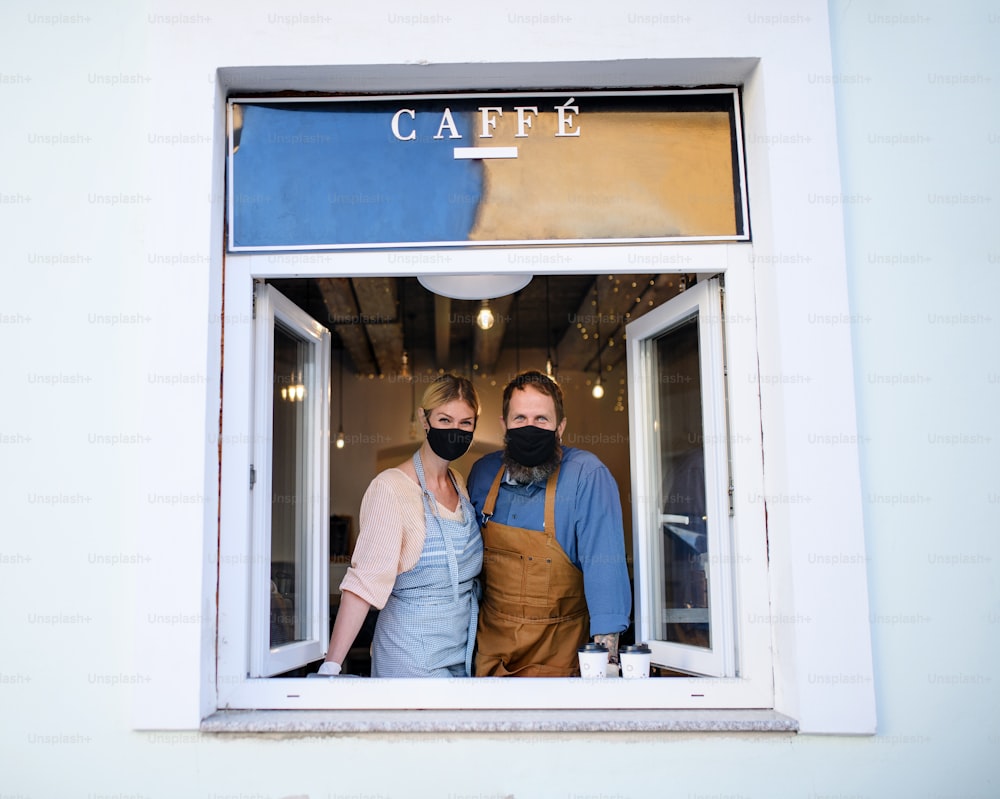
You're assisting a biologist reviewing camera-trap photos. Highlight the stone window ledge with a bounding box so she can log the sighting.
[201,708,798,735]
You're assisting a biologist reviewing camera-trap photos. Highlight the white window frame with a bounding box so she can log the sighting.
[248,284,331,677]
[216,245,774,712]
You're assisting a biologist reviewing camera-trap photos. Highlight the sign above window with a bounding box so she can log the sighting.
[227,89,748,251]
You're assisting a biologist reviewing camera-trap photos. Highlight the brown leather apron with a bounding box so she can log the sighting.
[474,465,590,677]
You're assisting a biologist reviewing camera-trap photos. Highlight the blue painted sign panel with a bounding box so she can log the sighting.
[228,91,746,250]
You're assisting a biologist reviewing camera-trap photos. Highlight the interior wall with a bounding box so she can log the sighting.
[332,348,634,552]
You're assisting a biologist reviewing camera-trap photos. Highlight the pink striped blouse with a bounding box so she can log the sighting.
[339,467,470,609]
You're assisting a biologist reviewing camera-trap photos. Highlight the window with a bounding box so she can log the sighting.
[249,284,330,677]
[184,67,874,735]
[214,85,777,711]
[216,252,774,711]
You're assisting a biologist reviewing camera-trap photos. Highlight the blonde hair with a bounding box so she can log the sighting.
[421,374,480,419]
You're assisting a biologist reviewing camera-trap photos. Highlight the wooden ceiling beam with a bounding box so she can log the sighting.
[434,295,452,370]
[351,277,403,377]
[315,277,377,375]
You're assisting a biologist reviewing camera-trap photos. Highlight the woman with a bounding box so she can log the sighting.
[317,374,483,677]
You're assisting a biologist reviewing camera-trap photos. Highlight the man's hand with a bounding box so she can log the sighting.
[593,633,620,663]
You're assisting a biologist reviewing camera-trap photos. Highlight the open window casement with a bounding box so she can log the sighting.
[250,283,331,677]
[626,277,736,678]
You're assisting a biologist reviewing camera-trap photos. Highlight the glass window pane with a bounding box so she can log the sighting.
[270,323,310,647]
[654,314,710,650]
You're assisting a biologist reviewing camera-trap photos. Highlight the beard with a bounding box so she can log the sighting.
[501,441,563,485]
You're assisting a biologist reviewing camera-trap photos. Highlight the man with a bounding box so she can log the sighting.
[467,370,632,676]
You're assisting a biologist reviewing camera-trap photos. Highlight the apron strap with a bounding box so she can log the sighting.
[483,464,562,541]
[413,451,463,601]
[481,466,505,524]
[543,467,560,537]
[464,581,480,676]
[413,450,466,518]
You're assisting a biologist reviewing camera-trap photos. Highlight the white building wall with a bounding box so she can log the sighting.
[2,1,996,797]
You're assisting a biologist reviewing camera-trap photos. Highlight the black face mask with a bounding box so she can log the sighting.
[425,424,474,462]
[505,425,558,467]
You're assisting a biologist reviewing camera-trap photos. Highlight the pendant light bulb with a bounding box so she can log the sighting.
[590,281,604,399]
[336,348,346,449]
[476,300,495,331]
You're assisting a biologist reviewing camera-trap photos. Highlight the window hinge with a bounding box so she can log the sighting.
[728,482,735,517]
[250,465,256,489]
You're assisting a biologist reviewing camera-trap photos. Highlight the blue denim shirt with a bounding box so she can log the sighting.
[467,447,632,636]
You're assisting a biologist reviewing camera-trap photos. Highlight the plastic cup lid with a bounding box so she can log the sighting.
[578,642,609,652]
[619,643,652,654]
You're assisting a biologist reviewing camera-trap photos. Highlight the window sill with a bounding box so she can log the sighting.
[201,708,798,735]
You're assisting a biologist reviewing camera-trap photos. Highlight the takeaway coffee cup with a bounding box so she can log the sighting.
[619,643,652,679]
[577,642,609,678]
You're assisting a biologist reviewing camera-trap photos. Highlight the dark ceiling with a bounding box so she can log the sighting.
[268,272,694,379]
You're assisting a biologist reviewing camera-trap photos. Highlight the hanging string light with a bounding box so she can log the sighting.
[408,329,418,440]
[614,377,626,413]
[335,348,345,449]
[399,278,412,379]
[545,276,556,379]
[592,281,604,399]
[514,292,520,375]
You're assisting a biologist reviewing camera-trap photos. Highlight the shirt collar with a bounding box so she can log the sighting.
[501,468,547,492]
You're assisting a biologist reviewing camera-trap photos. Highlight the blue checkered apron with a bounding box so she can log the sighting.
[370,452,483,677]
